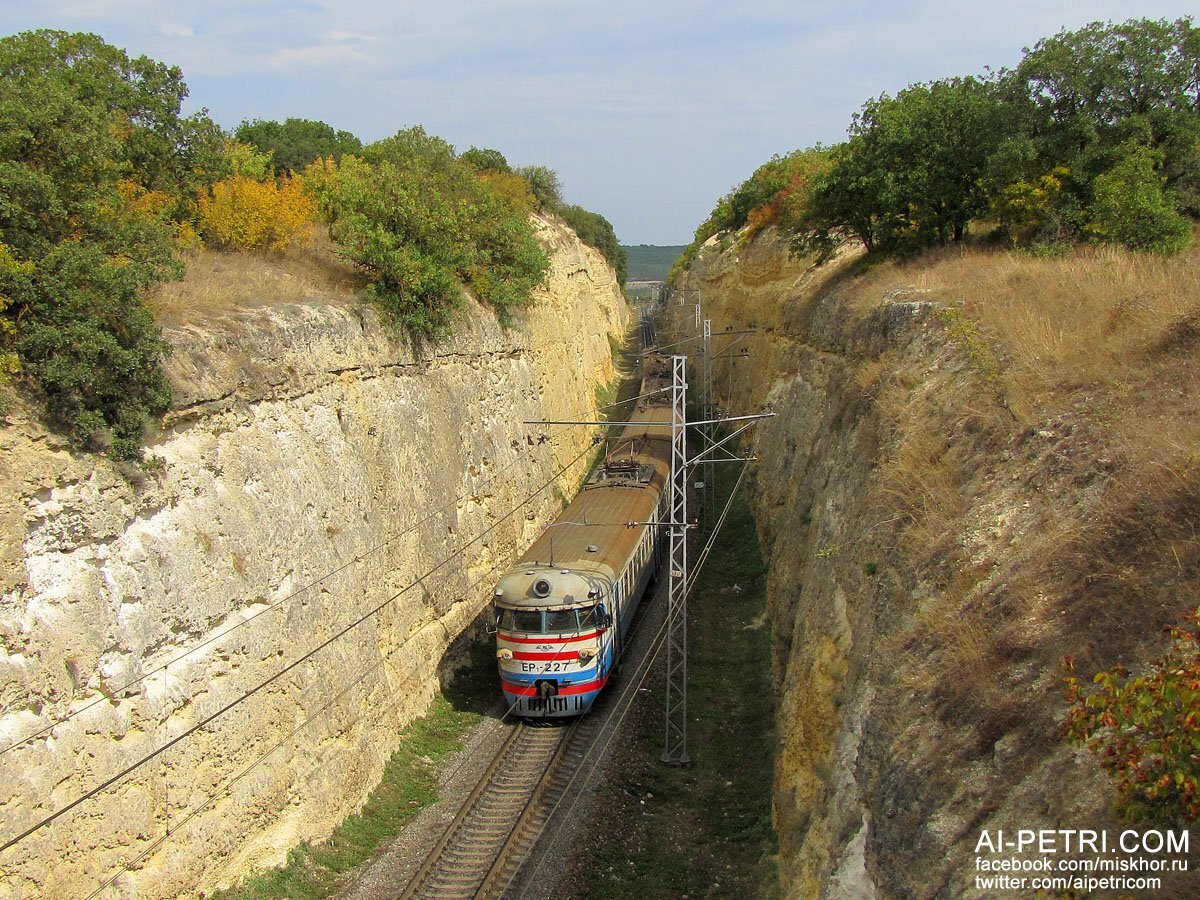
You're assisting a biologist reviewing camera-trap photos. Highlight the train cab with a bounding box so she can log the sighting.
[494,564,616,716]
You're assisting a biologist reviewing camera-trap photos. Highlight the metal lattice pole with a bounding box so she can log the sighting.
[701,318,715,531]
[662,354,690,766]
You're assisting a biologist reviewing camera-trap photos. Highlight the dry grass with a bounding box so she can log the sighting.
[843,239,1200,763]
[906,247,1200,661]
[152,226,362,327]
[875,397,969,560]
[856,242,1200,420]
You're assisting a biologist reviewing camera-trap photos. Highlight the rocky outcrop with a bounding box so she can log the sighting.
[0,215,627,898]
[674,228,1199,897]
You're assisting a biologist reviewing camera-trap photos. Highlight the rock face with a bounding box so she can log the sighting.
[0,216,628,897]
[674,229,1199,897]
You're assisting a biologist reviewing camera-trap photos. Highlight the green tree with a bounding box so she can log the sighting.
[1086,141,1192,253]
[791,138,892,254]
[306,128,548,340]
[0,30,217,457]
[515,165,562,210]
[1010,17,1200,224]
[800,78,1012,254]
[460,146,511,174]
[557,204,627,285]
[235,117,362,174]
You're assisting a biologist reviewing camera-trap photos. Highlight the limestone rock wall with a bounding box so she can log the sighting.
[674,233,876,897]
[0,215,628,898]
[673,229,1199,898]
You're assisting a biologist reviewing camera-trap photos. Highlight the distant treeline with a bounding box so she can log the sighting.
[622,245,686,282]
[673,17,1200,280]
[0,30,624,458]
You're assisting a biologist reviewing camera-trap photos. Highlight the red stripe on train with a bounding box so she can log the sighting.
[511,650,589,661]
[500,676,609,697]
[497,630,600,645]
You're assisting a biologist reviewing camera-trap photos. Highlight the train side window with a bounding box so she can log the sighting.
[500,609,543,632]
[545,609,578,632]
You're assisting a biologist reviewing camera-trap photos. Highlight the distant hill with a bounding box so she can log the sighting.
[622,245,686,282]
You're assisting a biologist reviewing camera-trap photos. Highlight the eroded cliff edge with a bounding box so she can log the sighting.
[674,229,1200,897]
[0,215,628,897]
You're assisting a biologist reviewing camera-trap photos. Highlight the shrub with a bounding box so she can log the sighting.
[12,237,174,458]
[307,128,549,340]
[222,139,274,180]
[1086,142,1192,254]
[557,204,626,285]
[1064,609,1200,822]
[0,30,220,457]
[198,174,316,252]
[461,147,511,174]
[989,167,1070,246]
[479,171,536,216]
[667,149,829,280]
[515,164,562,210]
[0,243,26,382]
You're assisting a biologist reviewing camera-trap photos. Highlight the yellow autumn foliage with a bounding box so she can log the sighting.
[116,179,172,217]
[479,171,536,215]
[197,175,316,252]
[990,166,1071,246]
[0,243,26,380]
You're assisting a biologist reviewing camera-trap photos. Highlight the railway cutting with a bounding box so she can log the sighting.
[398,576,668,899]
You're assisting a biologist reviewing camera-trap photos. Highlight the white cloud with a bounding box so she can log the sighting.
[327,30,376,43]
[269,41,376,71]
[3,0,1198,241]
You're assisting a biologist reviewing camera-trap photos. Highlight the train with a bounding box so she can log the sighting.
[493,354,673,717]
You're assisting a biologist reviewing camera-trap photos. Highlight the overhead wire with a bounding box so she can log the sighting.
[79,343,664,890]
[516,460,751,898]
[11,319,660,875]
[0,441,593,855]
[1,383,642,757]
[513,592,673,900]
[84,552,515,900]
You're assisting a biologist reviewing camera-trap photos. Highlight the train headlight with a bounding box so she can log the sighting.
[577,649,595,662]
[497,649,513,660]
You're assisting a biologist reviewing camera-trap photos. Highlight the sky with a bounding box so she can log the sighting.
[1,2,1195,244]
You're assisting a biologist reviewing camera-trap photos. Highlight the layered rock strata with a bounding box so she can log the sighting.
[0,216,627,897]
[674,228,1199,897]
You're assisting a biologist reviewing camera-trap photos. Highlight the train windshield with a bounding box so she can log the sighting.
[497,608,543,633]
[544,609,578,632]
[497,607,599,633]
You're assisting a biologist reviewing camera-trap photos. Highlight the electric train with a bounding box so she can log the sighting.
[493,364,672,716]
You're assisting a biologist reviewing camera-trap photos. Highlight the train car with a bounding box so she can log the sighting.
[493,379,672,717]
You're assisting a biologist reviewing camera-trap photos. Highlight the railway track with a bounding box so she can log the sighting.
[398,583,667,900]
[398,721,570,899]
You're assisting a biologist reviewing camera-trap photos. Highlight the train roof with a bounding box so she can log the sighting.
[494,565,609,610]
[503,392,672,596]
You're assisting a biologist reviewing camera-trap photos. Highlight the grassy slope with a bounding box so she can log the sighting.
[151,229,362,327]
[850,241,1200,670]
